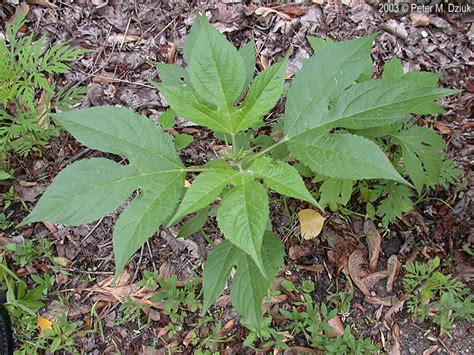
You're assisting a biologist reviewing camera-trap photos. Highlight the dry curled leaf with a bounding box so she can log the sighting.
[384,293,410,322]
[26,0,58,9]
[298,209,326,240]
[386,255,401,294]
[255,7,292,21]
[362,270,389,289]
[364,220,381,272]
[348,249,370,297]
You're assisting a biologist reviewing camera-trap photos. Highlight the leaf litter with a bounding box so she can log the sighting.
[0,0,472,353]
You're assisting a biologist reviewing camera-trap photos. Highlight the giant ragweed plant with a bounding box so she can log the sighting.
[21,15,457,331]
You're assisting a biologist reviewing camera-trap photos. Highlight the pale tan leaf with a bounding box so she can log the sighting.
[26,0,58,9]
[364,220,381,272]
[255,7,292,21]
[298,209,326,240]
[327,314,344,336]
[410,12,430,27]
[423,345,440,355]
[386,255,401,294]
[348,249,370,297]
[365,295,394,306]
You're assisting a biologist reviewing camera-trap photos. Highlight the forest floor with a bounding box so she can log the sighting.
[0,0,473,354]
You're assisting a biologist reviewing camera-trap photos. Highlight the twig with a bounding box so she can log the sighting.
[80,217,104,245]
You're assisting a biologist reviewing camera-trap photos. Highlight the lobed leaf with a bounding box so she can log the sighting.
[394,125,445,193]
[21,107,185,277]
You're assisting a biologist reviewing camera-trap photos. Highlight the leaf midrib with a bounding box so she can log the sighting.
[284,40,369,139]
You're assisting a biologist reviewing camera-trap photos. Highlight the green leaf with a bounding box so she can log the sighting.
[231,232,284,332]
[202,232,284,332]
[201,240,241,313]
[114,173,184,274]
[322,79,456,130]
[438,160,462,189]
[248,156,320,208]
[0,170,12,180]
[307,36,335,52]
[155,63,189,86]
[177,207,209,238]
[290,132,407,183]
[394,125,445,193]
[383,57,404,80]
[20,158,138,225]
[159,108,176,129]
[376,182,413,227]
[284,34,375,138]
[187,14,245,110]
[175,133,193,150]
[21,107,185,277]
[236,57,288,131]
[239,40,256,96]
[217,180,269,276]
[156,84,228,132]
[170,167,240,225]
[319,178,353,211]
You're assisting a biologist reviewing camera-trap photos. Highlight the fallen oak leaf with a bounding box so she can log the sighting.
[364,219,381,272]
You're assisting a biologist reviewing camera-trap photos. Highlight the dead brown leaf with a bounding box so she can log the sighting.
[435,121,451,134]
[26,0,58,9]
[364,220,381,272]
[289,243,314,260]
[386,323,402,355]
[362,270,389,289]
[423,345,440,355]
[284,346,320,355]
[348,249,370,297]
[386,255,401,294]
[384,293,410,322]
[298,264,325,273]
[274,5,307,17]
[410,12,430,26]
[365,295,394,306]
[255,7,292,21]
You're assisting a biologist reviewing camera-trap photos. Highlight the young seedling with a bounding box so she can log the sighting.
[20,14,457,332]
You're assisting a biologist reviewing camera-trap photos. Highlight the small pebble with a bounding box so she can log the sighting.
[421,30,429,38]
